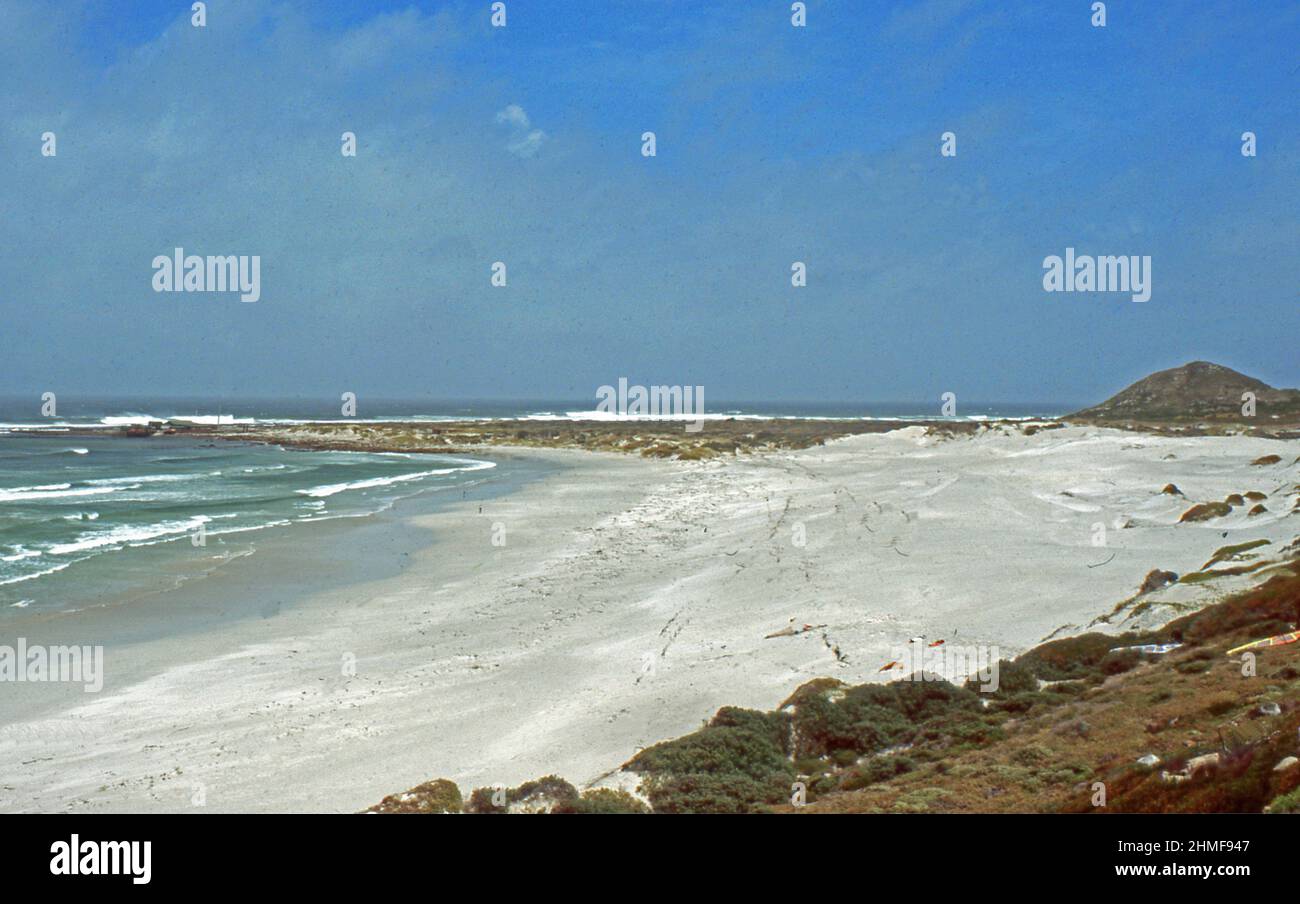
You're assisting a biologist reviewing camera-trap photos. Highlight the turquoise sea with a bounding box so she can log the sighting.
[0,395,1069,616]
[0,435,497,615]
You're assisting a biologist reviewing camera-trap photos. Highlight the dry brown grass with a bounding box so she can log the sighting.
[788,573,1300,814]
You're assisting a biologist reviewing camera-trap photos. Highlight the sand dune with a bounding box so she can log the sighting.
[1,426,1296,812]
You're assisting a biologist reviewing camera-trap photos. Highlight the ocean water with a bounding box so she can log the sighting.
[0,395,1074,616]
[0,435,495,614]
[0,395,1072,430]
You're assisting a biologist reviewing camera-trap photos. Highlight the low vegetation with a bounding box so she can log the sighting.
[366,778,463,814]
[214,418,989,461]
[370,552,1300,815]
[1179,501,1232,523]
[1202,539,1271,570]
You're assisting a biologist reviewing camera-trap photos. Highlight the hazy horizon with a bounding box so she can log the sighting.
[3,355,1296,411]
[0,392,1082,418]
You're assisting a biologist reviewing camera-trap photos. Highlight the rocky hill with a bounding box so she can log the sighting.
[1070,361,1300,423]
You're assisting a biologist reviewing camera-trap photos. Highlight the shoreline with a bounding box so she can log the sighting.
[7,405,1300,461]
[1,425,1297,812]
[0,447,673,812]
[0,446,556,649]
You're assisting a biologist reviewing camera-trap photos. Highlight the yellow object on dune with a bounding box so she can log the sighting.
[1226,630,1300,657]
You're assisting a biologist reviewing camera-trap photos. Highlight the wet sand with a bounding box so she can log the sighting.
[1,427,1296,812]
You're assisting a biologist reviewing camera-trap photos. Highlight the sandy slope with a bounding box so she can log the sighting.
[1,426,1297,812]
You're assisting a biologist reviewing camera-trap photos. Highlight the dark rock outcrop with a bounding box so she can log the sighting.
[1138,569,1179,594]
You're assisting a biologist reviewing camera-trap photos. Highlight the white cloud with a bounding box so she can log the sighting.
[507,129,546,158]
[494,104,530,130]
[494,104,546,157]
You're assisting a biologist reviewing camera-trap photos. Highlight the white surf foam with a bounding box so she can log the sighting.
[48,515,212,556]
[0,484,122,502]
[295,460,495,499]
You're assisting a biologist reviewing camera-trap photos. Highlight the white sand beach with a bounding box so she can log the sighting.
[2,425,1297,812]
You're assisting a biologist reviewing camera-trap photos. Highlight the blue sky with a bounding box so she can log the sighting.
[2,0,1297,404]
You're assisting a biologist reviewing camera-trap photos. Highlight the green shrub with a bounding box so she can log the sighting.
[809,772,840,797]
[967,659,1037,695]
[887,677,982,721]
[841,755,917,791]
[991,691,1046,713]
[708,705,793,753]
[1267,787,1300,814]
[791,693,910,758]
[910,709,1006,751]
[831,748,860,767]
[465,787,501,814]
[792,677,980,760]
[367,778,462,814]
[552,788,650,814]
[1015,634,1128,681]
[637,772,792,814]
[1046,681,1085,696]
[465,775,578,813]
[626,708,795,813]
[629,727,790,782]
